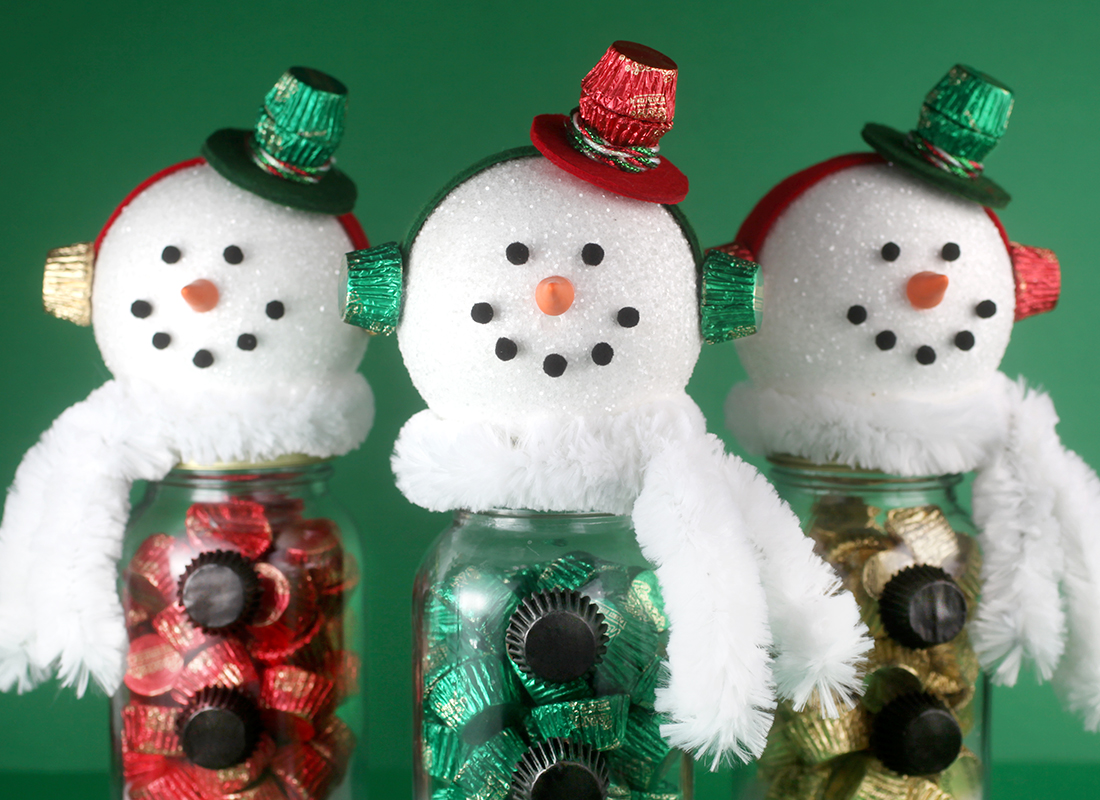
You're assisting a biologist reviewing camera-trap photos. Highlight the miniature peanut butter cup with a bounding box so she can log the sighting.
[506,589,608,684]
[879,564,967,649]
[511,738,610,800]
[178,687,262,770]
[178,550,262,632]
[870,691,962,775]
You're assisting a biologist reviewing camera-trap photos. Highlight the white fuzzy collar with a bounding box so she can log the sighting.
[726,374,1013,475]
[391,394,707,514]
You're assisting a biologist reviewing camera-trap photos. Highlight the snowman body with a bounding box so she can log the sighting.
[389,150,869,771]
[0,160,372,696]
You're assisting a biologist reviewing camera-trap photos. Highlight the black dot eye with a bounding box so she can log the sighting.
[152,332,171,349]
[223,245,244,264]
[471,303,494,324]
[193,349,214,368]
[543,354,568,377]
[266,301,285,320]
[495,337,517,361]
[617,307,640,328]
[591,343,614,366]
[976,300,997,318]
[941,242,960,261]
[847,305,867,325]
[581,243,604,266]
[131,300,153,319]
[955,331,975,350]
[161,246,181,264]
[237,333,257,351]
[881,242,900,261]
[876,330,897,350]
[506,242,530,265]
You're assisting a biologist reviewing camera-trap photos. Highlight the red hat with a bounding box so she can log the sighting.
[714,152,1058,322]
[530,41,688,204]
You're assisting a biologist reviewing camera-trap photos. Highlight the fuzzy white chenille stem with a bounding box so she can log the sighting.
[0,375,372,695]
[393,393,873,764]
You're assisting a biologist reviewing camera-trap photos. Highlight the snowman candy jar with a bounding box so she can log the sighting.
[0,68,371,800]
[344,41,870,800]
[719,65,1098,799]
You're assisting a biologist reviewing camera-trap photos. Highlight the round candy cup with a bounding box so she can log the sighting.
[125,633,185,697]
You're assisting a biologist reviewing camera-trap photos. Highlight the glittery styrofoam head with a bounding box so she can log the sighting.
[92,162,368,393]
[398,155,700,421]
[734,160,1016,403]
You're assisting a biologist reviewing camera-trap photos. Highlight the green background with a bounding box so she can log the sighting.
[2,0,1098,797]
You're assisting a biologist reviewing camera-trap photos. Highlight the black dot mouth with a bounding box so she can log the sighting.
[237,333,257,351]
[955,331,975,351]
[193,349,215,368]
[591,343,613,366]
[915,345,936,365]
[875,330,897,351]
[496,337,518,361]
[543,354,568,377]
[152,332,171,349]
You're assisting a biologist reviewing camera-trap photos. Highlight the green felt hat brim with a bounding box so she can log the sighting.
[202,128,357,214]
[861,123,1010,209]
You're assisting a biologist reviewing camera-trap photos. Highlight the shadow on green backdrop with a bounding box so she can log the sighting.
[1,1,1098,797]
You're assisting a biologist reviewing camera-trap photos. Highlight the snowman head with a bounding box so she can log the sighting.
[42,68,370,396]
[724,66,1059,404]
[343,42,759,422]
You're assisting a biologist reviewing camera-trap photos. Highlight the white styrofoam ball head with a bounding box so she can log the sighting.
[93,164,367,394]
[736,163,1015,403]
[399,156,700,421]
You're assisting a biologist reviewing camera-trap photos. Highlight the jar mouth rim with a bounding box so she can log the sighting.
[173,453,329,471]
[456,508,619,520]
[767,453,963,484]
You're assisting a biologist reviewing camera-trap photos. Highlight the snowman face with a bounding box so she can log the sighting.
[398,157,700,421]
[735,163,1015,402]
[93,164,367,394]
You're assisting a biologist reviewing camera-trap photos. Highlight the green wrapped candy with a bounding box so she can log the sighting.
[424,720,471,783]
[536,552,602,591]
[528,695,630,750]
[426,656,524,744]
[608,707,679,791]
[454,729,528,800]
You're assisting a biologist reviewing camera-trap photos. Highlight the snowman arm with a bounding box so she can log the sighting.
[0,382,176,696]
[1047,442,1100,730]
[970,378,1067,687]
[720,453,871,716]
[632,434,776,767]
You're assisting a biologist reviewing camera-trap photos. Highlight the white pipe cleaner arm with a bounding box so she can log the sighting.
[631,433,776,768]
[720,451,871,717]
[971,377,1067,688]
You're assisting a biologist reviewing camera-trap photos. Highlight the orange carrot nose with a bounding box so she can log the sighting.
[181,279,219,312]
[535,276,575,316]
[906,271,949,309]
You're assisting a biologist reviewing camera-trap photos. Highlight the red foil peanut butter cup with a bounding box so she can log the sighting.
[171,640,259,704]
[191,732,276,794]
[125,633,185,697]
[272,741,337,800]
[153,603,215,653]
[186,498,274,560]
[122,703,184,756]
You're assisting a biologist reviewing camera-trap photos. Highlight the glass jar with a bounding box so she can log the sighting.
[413,510,694,800]
[110,457,364,800]
[736,457,987,800]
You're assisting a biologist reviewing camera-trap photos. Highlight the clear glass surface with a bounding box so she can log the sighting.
[109,461,364,800]
[413,509,693,800]
[735,457,988,800]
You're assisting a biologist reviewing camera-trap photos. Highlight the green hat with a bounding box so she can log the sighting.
[202,66,357,214]
[862,64,1014,208]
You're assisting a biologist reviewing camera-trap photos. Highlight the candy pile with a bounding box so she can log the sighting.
[120,494,359,800]
[419,552,680,800]
[756,499,983,800]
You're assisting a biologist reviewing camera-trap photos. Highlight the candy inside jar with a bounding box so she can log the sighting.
[112,460,363,800]
[414,510,692,800]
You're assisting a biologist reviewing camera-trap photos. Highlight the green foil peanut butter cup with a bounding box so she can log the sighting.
[528,695,630,751]
[424,720,472,783]
[426,656,524,744]
[608,707,678,791]
[437,566,525,646]
[454,729,528,800]
[536,552,603,591]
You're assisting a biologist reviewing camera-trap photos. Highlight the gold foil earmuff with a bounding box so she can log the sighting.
[43,242,95,326]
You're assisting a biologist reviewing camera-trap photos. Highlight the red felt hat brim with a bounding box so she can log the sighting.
[530,114,688,204]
